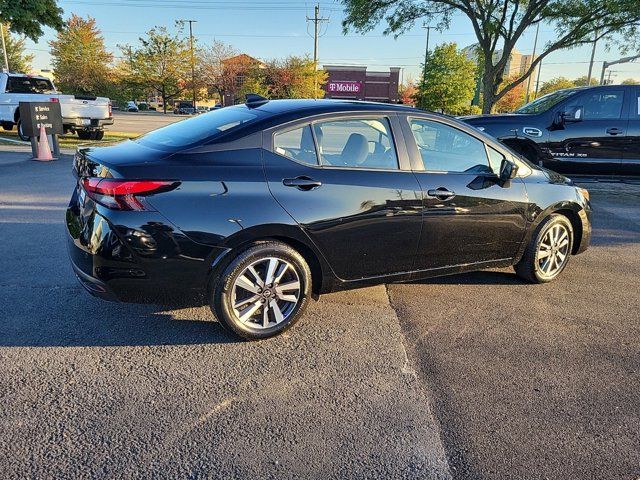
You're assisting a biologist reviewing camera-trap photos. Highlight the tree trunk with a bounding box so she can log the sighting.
[162,86,167,114]
[481,65,499,114]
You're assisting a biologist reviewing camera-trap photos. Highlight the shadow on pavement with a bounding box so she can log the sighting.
[0,285,239,348]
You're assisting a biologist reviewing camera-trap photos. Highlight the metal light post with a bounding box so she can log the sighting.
[0,22,9,72]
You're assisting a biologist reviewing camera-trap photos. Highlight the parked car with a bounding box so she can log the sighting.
[126,101,139,112]
[196,106,209,114]
[0,72,113,140]
[462,84,640,176]
[209,104,222,111]
[174,101,195,115]
[67,96,591,340]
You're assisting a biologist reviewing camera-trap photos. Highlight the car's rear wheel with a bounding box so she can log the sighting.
[210,241,311,340]
[515,214,573,283]
[77,130,93,140]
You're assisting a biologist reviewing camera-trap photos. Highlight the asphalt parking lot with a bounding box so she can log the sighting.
[108,111,188,134]
[0,150,638,479]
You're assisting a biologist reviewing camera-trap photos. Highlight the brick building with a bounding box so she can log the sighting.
[322,65,401,103]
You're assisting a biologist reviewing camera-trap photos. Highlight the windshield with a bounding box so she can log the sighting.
[7,77,55,94]
[136,107,259,149]
[515,89,579,114]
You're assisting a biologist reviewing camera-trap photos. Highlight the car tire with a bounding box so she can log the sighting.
[210,241,312,340]
[515,213,574,283]
[17,119,29,141]
[77,130,93,140]
[91,130,105,140]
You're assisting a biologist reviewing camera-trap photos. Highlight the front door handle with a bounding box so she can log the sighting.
[427,187,456,200]
[606,127,623,136]
[283,176,322,191]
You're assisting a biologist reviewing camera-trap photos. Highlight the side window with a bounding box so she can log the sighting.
[569,90,624,120]
[409,119,492,174]
[312,117,398,169]
[636,89,640,117]
[486,146,505,174]
[273,125,318,165]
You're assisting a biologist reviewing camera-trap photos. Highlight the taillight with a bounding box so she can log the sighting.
[108,102,112,118]
[50,97,59,102]
[82,178,180,211]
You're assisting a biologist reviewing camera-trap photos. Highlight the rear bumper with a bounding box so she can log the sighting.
[63,117,114,130]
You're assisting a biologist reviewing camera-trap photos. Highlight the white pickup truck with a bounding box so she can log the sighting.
[0,72,113,140]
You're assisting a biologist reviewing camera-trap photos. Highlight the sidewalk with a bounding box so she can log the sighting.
[0,145,75,166]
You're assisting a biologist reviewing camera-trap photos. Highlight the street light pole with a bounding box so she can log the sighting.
[0,22,9,72]
[421,24,431,86]
[525,21,540,103]
[586,31,598,86]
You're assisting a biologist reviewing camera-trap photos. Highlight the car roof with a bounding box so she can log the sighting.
[250,98,416,116]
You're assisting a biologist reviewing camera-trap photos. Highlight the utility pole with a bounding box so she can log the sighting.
[0,23,9,72]
[586,31,598,86]
[179,19,198,109]
[525,22,540,103]
[307,4,328,99]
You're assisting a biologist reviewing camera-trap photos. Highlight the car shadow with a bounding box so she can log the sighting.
[0,284,240,348]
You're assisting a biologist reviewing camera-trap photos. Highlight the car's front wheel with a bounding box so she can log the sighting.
[515,214,574,283]
[210,241,311,340]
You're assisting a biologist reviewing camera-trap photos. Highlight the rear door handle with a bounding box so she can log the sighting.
[427,187,456,200]
[283,176,322,191]
[606,127,623,135]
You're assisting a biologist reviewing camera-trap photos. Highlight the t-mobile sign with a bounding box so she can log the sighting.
[327,81,362,94]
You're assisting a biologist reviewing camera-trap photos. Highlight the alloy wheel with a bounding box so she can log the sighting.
[536,224,570,278]
[230,257,301,329]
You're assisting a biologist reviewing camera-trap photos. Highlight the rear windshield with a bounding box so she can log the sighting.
[7,76,55,94]
[515,89,579,114]
[135,106,259,149]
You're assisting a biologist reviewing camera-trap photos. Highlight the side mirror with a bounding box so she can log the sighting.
[499,159,519,181]
[560,105,583,123]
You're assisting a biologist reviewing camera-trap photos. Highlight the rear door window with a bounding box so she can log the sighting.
[273,125,318,165]
[7,77,55,94]
[311,117,398,169]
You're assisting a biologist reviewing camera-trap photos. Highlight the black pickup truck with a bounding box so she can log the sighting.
[462,85,640,176]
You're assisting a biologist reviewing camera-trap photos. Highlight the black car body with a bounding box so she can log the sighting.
[67,98,591,339]
[462,85,640,176]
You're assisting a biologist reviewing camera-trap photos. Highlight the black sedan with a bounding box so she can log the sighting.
[67,96,592,339]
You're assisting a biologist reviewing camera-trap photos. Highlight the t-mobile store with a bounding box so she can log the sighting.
[323,66,401,103]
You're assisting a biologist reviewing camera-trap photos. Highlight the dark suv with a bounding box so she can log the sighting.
[462,85,640,176]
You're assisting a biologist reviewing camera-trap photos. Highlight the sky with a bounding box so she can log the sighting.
[23,0,640,88]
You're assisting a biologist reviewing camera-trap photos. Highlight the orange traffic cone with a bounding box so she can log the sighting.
[34,124,54,162]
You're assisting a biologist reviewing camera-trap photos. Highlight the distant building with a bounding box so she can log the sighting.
[322,65,401,103]
[221,54,266,106]
[462,45,538,80]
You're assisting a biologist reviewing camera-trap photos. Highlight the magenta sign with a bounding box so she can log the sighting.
[327,81,362,94]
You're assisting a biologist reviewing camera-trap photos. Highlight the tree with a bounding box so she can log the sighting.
[121,27,191,113]
[622,78,639,85]
[1,24,34,72]
[414,43,476,114]
[198,40,238,103]
[494,75,525,112]
[0,0,63,40]
[263,56,327,99]
[341,0,640,113]
[399,78,418,105]
[49,15,112,95]
[538,77,575,96]
[574,75,598,86]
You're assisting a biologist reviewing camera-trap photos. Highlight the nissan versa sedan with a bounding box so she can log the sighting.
[66,96,592,340]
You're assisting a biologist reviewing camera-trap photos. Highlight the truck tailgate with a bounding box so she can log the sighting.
[60,95,110,119]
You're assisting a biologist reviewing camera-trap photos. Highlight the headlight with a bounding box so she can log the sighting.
[577,187,590,202]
